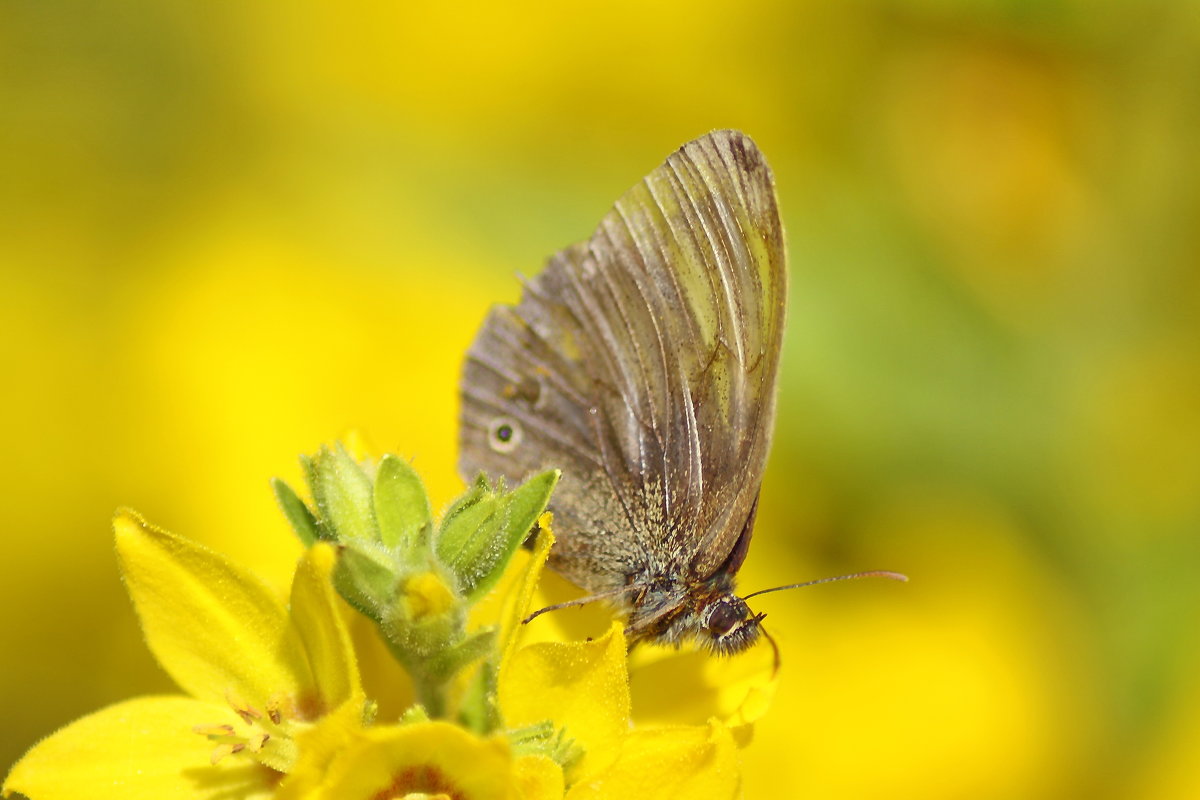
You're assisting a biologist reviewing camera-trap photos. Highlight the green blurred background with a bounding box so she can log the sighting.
[3,1,1199,797]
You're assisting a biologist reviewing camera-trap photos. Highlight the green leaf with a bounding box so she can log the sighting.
[312,444,378,542]
[331,541,398,622]
[374,455,432,555]
[300,452,318,496]
[271,477,322,546]
[436,495,499,572]
[438,473,491,531]
[435,486,501,592]
[457,662,498,734]
[436,470,559,601]
[425,627,497,682]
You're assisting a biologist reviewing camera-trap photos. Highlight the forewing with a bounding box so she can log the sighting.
[458,129,786,591]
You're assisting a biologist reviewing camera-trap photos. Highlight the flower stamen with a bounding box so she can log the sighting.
[192,723,235,737]
[195,696,295,769]
[235,706,262,725]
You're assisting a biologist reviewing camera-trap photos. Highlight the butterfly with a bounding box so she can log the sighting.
[459,130,895,655]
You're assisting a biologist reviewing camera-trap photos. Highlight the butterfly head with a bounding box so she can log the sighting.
[698,593,764,656]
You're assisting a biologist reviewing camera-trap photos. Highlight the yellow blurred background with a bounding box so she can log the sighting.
[3,1,1199,797]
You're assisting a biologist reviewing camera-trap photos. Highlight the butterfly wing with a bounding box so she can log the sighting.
[459,129,786,593]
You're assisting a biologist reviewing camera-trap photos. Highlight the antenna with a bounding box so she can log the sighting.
[741,570,908,601]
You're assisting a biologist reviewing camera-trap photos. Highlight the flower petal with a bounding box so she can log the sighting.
[498,518,555,674]
[499,622,629,780]
[275,696,370,800]
[114,509,312,708]
[514,754,565,800]
[628,636,777,734]
[2,696,277,800]
[292,721,517,800]
[345,609,416,720]
[289,543,362,713]
[566,719,740,800]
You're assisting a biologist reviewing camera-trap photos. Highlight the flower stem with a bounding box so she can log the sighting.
[382,637,448,718]
[414,673,447,718]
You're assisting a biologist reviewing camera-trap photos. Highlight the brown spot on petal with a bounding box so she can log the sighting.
[295,690,327,722]
[371,765,463,800]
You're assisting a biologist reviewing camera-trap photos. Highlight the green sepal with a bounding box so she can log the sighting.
[435,493,501,580]
[438,473,491,531]
[435,470,559,601]
[312,444,378,542]
[378,568,465,663]
[374,454,432,555]
[508,720,583,770]
[400,705,430,725]
[362,698,379,725]
[271,477,322,546]
[331,540,398,622]
[299,452,318,493]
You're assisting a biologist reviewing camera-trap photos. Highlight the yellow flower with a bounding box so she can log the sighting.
[493,518,762,799]
[499,624,742,800]
[272,517,765,800]
[5,506,773,800]
[3,510,365,799]
[271,517,568,800]
[276,712,563,800]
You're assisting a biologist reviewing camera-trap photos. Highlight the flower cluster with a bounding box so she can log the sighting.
[3,443,774,799]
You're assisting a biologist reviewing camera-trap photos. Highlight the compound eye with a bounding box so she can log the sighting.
[706,601,743,636]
